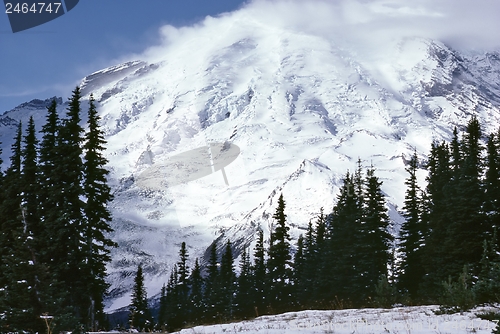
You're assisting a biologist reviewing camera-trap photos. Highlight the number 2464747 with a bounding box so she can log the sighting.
[5,2,62,14]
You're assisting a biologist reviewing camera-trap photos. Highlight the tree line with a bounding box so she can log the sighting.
[0,88,115,333]
[129,163,394,332]
[398,116,500,308]
[127,116,500,333]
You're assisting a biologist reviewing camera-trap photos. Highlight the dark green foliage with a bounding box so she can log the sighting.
[0,123,36,332]
[325,172,363,304]
[445,117,486,272]
[294,218,320,307]
[38,98,61,264]
[398,152,426,299]
[438,265,476,313]
[44,88,87,324]
[175,242,190,327]
[267,194,292,311]
[420,140,453,296]
[252,229,267,315]
[311,209,327,305]
[157,284,167,331]
[165,265,180,331]
[21,117,40,246]
[485,132,500,232]
[423,118,488,299]
[235,248,252,318]
[219,240,236,319]
[292,234,306,306]
[188,258,204,324]
[203,242,220,322]
[374,275,397,308]
[82,94,116,330]
[360,166,393,300]
[0,92,114,331]
[474,229,500,304]
[129,265,152,331]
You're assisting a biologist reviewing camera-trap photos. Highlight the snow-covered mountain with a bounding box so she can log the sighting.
[2,1,500,312]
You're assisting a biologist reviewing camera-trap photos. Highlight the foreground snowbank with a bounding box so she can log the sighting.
[173,305,499,334]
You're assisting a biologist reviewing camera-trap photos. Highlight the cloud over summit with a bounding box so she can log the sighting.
[142,0,500,61]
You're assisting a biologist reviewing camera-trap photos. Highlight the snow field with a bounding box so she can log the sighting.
[173,306,499,334]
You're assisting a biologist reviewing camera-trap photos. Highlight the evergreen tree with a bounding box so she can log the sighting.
[474,228,500,304]
[129,265,151,331]
[421,140,452,297]
[445,117,486,278]
[188,258,204,324]
[450,127,462,178]
[359,166,393,302]
[292,234,306,307]
[398,151,425,299]
[21,116,40,245]
[165,265,180,331]
[267,193,292,311]
[203,242,219,322]
[0,123,44,332]
[157,284,167,331]
[294,220,316,307]
[235,248,253,318]
[0,123,22,290]
[37,98,61,264]
[82,94,116,330]
[176,242,189,327]
[311,208,327,305]
[44,87,87,325]
[252,229,267,316]
[485,132,500,232]
[324,172,363,304]
[219,240,236,320]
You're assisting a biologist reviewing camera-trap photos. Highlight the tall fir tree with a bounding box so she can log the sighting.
[294,220,316,307]
[219,240,236,320]
[359,166,393,302]
[324,172,363,304]
[445,117,486,278]
[292,234,306,307]
[46,87,87,325]
[165,265,180,331]
[484,132,500,233]
[0,123,43,332]
[267,193,292,311]
[235,248,253,318]
[21,116,40,246]
[37,98,61,264]
[157,284,167,331]
[188,258,204,324]
[421,140,452,297]
[311,208,327,305]
[0,123,22,296]
[398,151,425,299]
[82,94,116,330]
[129,264,151,331]
[203,242,219,323]
[252,229,267,315]
[176,242,189,327]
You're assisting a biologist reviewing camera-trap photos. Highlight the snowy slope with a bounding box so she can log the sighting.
[168,305,500,334]
[1,2,500,312]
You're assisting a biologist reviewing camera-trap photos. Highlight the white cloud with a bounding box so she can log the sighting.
[139,0,500,60]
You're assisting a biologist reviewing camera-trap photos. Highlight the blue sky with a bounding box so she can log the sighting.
[0,0,248,113]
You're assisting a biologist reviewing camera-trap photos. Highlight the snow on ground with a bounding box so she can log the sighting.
[171,306,499,334]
